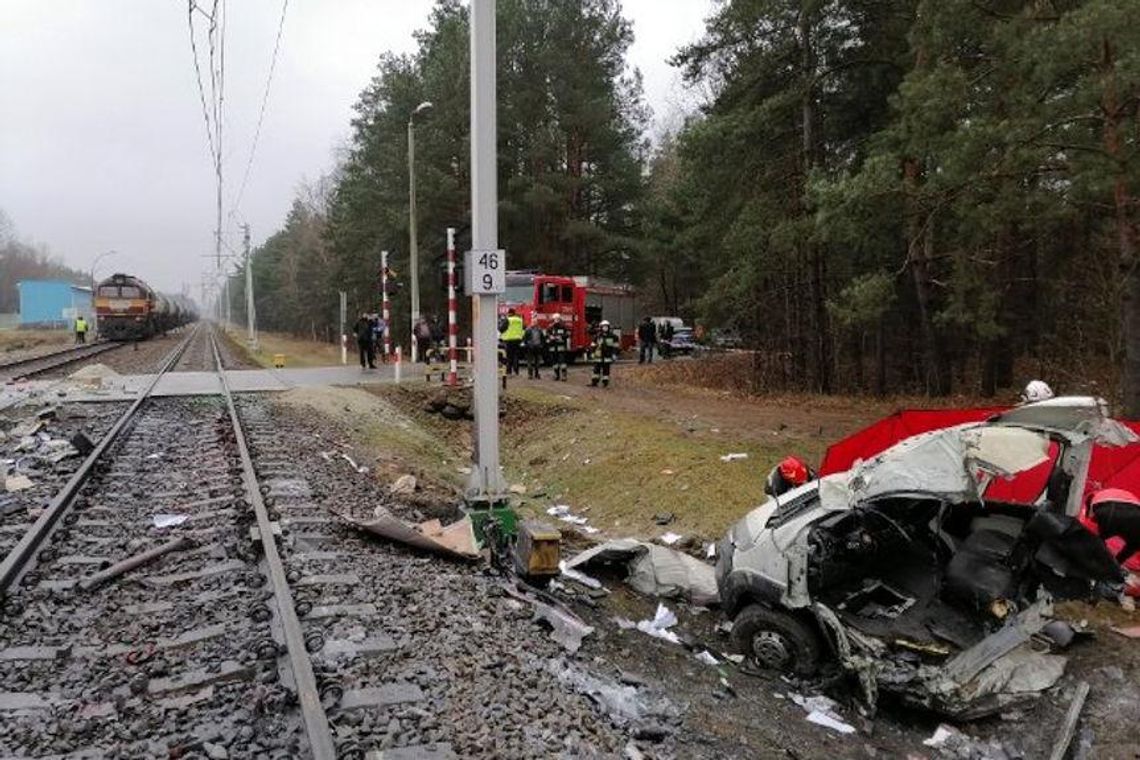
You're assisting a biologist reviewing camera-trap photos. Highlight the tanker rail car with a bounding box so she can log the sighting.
[94,273,197,340]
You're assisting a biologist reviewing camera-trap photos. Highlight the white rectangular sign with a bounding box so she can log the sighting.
[464,249,506,295]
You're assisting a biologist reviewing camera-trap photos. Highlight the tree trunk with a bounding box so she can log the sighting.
[1102,38,1140,415]
[798,4,832,393]
[905,158,949,396]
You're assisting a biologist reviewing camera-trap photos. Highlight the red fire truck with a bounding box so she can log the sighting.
[498,272,638,355]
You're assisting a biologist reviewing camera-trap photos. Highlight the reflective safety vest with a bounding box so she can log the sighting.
[548,324,570,350]
[75,318,88,333]
[502,314,525,341]
[592,333,619,363]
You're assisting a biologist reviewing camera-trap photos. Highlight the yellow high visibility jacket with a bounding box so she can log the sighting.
[502,314,525,341]
[75,317,88,333]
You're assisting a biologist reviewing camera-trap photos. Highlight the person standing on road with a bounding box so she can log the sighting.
[415,317,433,364]
[74,315,89,344]
[524,320,546,379]
[637,316,656,364]
[373,315,388,363]
[353,312,376,369]
[590,320,619,388]
[501,308,525,376]
[548,313,570,381]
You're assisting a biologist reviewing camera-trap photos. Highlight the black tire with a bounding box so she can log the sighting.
[732,603,822,677]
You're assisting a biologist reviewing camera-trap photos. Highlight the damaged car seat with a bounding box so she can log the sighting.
[944,517,1029,611]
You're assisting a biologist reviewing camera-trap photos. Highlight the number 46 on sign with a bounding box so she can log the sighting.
[464,249,506,295]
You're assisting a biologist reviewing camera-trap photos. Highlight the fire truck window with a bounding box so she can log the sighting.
[119,286,142,298]
[97,286,120,297]
[561,286,573,302]
[539,283,559,304]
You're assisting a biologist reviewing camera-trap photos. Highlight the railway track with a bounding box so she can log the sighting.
[1,323,619,757]
[0,325,344,758]
[0,342,124,382]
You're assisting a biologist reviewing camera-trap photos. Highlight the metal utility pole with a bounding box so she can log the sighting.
[339,291,347,365]
[242,224,257,351]
[407,100,433,362]
[466,0,506,502]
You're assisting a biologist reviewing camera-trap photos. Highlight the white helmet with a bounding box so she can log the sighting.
[1022,380,1054,403]
[600,320,611,328]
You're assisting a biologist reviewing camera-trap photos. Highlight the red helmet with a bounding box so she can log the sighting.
[778,456,811,487]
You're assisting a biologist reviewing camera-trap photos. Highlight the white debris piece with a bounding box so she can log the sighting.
[695,650,719,666]
[719,453,749,462]
[705,542,716,558]
[659,532,683,545]
[789,693,856,735]
[341,453,368,474]
[547,505,571,517]
[560,561,603,590]
[614,617,636,630]
[636,603,682,645]
[153,514,189,529]
[923,725,958,748]
[805,710,856,735]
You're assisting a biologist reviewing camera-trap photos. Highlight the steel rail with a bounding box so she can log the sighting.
[0,324,200,596]
[0,341,124,381]
[208,329,337,760]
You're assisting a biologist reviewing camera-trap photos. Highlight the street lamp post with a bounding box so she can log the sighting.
[408,100,433,362]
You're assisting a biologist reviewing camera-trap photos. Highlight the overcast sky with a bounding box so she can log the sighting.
[0,1,710,297]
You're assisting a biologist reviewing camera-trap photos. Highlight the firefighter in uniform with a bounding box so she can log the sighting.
[590,320,619,388]
[548,313,570,381]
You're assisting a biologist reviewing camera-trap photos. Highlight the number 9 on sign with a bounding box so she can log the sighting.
[465,249,506,294]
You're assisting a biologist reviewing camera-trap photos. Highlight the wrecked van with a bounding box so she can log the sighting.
[716,397,1135,718]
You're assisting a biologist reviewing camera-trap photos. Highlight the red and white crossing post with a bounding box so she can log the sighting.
[447,228,459,386]
[380,249,391,357]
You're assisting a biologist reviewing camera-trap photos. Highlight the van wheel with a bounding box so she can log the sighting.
[732,604,821,677]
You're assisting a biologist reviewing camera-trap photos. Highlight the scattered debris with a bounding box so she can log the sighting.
[531,600,595,653]
[653,512,675,525]
[565,538,719,605]
[1048,681,1090,760]
[547,658,681,731]
[789,693,856,735]
[389,474,417,495]
[152,514,189,529]
[78,536,194,591]
[659,469,674,476]
[546,503,600,534]
[509,483,527,495]
[559,561,603,590]
[341,453,368,474]
[658,532,682,546]
[719,453,748,462]
[694,650,719,666]
[4,474,34,492]
[1111,625,1140,639]
[636,603,682,645]
[334,504,479,560]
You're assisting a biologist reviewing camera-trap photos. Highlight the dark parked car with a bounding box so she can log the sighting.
[660,328,696,358]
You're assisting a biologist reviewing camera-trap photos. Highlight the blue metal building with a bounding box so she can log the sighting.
[17,280,93,327]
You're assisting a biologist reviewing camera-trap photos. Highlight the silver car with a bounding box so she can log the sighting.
[716,397,1134,717]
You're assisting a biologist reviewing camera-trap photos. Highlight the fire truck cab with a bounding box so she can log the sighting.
[499,272,638,356]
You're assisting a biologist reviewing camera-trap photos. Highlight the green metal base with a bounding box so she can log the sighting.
[462,500,517,550]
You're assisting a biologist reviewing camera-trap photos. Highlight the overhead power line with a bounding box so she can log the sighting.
[233,0,290,214]
[186,1,217,166]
